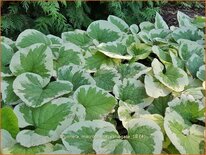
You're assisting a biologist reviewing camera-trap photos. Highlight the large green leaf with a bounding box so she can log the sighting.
[73,85,117,120]
[14,98,75,147]
[93,67,120,91]
[93,119,163,154]
[87,20,121,43]
[15,29,51,49]
[13,73,73,107]
[108,15,129,32]
[62,30,92,47]
[57,64,95,91]
[113,78,153,107]
[128,43,152,60]
[164,109,204,154]
[152,59,189,92]
[61,120,114,154]
[9,43,54,84]
[1,107,19,138]
[117,62,151,81]
[97,42,132,60]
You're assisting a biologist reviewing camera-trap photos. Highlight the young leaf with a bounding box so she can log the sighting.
[152,59,189,92]
[128,43,152,60]
[108,15,129,32]
[155,12,169,29]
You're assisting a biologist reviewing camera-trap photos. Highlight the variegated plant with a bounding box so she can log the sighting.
[1,11,205,154]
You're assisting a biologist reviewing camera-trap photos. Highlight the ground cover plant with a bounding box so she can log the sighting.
[1,11,205,154]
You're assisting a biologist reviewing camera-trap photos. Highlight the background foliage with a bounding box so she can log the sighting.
[1,0,204,40]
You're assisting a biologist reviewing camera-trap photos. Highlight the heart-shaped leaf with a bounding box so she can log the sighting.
[87,20,121,43]
[73,85,117,120]
[168,95,204,124]
[107,15,129,32]
[113,78,153,107]
[164,109,204,154]
[10,43,54,84]
[93,118,163,154]
[152,59,189,92]
[14,98,76,147]
[13,73,73,107]
[61,120,114,154]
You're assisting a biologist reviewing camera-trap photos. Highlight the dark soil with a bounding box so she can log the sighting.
[160,2,205,26]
